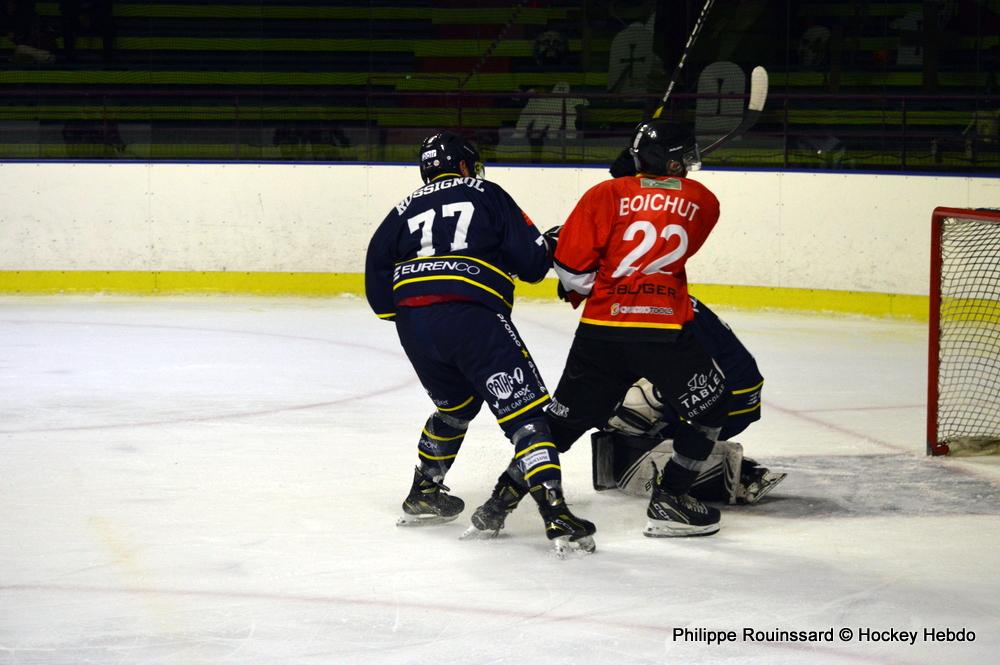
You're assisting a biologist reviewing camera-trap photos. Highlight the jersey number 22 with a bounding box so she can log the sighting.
[612,220,689,277]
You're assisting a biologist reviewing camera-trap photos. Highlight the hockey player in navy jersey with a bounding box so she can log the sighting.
[365,130,595,554]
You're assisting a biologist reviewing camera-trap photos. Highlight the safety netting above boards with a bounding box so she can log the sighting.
[1,1,996,172]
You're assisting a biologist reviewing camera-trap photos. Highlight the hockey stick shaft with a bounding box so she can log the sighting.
[652,0,715,119]
[700,65,769,155]
[459,0,528,90]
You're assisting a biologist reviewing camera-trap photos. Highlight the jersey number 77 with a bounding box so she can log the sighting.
[408,202,476,256]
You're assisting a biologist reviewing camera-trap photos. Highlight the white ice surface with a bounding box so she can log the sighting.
[1,296,998,665]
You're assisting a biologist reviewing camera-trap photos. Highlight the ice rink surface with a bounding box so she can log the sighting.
[2,295,998,665]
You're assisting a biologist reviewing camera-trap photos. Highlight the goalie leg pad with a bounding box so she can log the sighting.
[591,431,618,491]
[661,421,723,495]
[591,431,744,503]
[690,440,742,504]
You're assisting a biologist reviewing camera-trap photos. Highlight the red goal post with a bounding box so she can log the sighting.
[927,206,1000,456]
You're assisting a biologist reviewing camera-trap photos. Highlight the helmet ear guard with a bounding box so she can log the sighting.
[419,131,484,183]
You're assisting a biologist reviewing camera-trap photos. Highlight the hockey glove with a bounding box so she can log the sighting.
[557,281,586,309]
[606,379,666,437]
[542,225,562,257]
[609,147,637,178]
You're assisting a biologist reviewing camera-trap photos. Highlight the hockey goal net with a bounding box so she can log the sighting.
[927,207,1000,456]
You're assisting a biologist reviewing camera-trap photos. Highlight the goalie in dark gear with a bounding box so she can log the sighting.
[592,429,784,505]
[466,296,786,540]
[595,383,786,505]
[595,296,785,504]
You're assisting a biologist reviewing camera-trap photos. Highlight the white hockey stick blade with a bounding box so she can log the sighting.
[701,65,769,156]
[747,65,769,112]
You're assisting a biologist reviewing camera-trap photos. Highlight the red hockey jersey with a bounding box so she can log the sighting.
[554,174,720,339]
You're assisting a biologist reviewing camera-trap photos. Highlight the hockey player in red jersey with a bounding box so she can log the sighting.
[553,141,719,332]
[467,120,732,538]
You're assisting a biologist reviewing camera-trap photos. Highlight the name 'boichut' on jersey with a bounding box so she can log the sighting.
[554,174,720,339]
[365,176,549,319]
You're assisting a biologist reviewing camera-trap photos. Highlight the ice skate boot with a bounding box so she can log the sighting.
[530,481,596,557]
[644,486,721,537]
[461,472,527,540]
[735,462,787,505]
[396,467,465,527]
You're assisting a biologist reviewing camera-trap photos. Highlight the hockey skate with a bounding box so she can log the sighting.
[396,467,465,527]
[735,462,787,505]
[531,482,596,557]
[644,487,721,537]
[460,473,526,540]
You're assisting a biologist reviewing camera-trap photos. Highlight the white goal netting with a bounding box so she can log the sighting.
[931,207,1000,456]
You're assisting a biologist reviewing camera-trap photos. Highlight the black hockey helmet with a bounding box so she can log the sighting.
[418,131,484,184]
[629,120,701,176]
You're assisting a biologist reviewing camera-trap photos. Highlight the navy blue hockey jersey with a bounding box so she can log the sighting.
[687,295,764,428]
[365,175,549,319]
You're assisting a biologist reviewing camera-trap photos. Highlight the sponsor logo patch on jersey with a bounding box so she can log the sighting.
[610,303,674,317]
[677,368,725,415]
[521,449,552,470]
[546,398,569,418]
[620,305,674,316]
[394,259,482,281]
[640,177,682,190]
[486,367,525,400]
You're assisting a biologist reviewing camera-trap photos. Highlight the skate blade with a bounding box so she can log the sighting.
[743,472,787,504]
[459,524,501,540]
[552,535,596,558]
[396,513,460,527]
[643,520,719,538]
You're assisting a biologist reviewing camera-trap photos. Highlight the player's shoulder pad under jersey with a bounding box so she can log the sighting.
[687,176,720,207]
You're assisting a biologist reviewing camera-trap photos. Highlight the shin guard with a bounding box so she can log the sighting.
[416,411,469,480]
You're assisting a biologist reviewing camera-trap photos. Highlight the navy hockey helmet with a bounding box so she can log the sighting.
[629,120,701,176]
[418,131,484,184]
